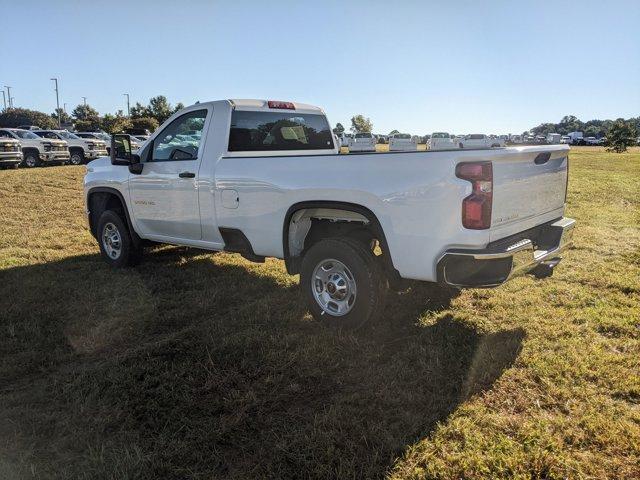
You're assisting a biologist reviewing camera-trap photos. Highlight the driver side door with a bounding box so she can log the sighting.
[128,108,209,241]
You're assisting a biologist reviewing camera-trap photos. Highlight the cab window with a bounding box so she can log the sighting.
[151,110,207,161]
[228,111,334,151]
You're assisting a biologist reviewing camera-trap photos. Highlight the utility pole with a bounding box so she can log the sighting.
[51,78,61,128]
[1,90,6,110]
[82,96,87,106]
[4,86,12,108]
[123,93,130,116]
[63,103,67,113]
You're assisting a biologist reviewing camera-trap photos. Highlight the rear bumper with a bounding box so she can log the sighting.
[437,217,576,288]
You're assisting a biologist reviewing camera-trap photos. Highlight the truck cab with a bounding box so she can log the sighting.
[34,130,108,165]
[0,128,69,167]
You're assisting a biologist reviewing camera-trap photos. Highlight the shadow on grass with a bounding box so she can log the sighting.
[0,248,524,480]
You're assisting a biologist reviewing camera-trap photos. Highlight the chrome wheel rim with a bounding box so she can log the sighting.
[70,153,82,165]
[102,222,122,260]
[312,259,357,316]
[25,155,36,167]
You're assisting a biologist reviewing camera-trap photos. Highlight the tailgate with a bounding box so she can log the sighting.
[491,146,568,232]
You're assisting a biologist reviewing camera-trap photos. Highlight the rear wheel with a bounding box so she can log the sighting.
[97,210,142,268]
[300,237,387,329]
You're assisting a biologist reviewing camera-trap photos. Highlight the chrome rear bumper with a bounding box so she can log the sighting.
[437,217,576,288]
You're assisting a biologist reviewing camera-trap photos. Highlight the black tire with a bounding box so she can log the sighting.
[11,163,19,169]
[300,237,387,329]
[23,150,40,168]
[96,210,142,268]
[69,149,84,165]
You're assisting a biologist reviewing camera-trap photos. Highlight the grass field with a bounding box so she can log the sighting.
[0,147,638,479]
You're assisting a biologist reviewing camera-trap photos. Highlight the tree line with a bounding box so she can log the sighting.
[0,96,184,134]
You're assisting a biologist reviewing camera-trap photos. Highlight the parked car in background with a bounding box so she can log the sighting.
[427,132,455,150]
[458,134,500,149]
[489,135,505,147]
[0,128,69,167]
[84,98,575,328]
[584,136,601,146]
[0,137,23,169]
[17,125,41,131]
[348,132,377,152]
[561,135,571,144]
[509,134,523,144]
[389,133,417,151]
[547,133,562,144]
[34,130,108,165]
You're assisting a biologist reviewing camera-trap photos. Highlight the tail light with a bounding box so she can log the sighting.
[456,161,493,229]
[267,100,295,110]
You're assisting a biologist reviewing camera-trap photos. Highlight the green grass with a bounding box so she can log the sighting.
[0,147,638,479]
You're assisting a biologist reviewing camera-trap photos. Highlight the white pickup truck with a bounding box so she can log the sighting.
[347,132,377,152]
[34,130,108,165]
[0,137,23,168]
[0,128,70,167]
[427,132,456,150]
[459,134,502,149]
[389,133,418,151]
[84,99,575,329]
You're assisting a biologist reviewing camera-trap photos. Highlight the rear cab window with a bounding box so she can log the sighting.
[228,110,335,152]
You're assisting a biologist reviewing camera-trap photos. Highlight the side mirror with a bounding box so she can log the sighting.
[111,134,133,165]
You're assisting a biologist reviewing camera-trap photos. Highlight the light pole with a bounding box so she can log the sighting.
[123,93,130,116]
[51,78,61,127]
[1,90,6,110]
[4,86,12,108]
[82,96,87,106]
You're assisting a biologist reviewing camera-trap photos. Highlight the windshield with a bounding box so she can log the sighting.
[57,131,80,140]
[394,134,411,139]
[13,130,39,139]
[355,133,372,139]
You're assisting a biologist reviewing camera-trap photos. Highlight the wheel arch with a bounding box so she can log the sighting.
[86,187,141,245]
[282,200,398,278]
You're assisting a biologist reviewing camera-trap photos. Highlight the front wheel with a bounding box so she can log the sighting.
[69,150,84,165]
[300,237,387,329]
[97,210,142,267]
[23,151,40,168]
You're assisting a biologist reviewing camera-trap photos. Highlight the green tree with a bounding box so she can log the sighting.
[350,115,373,133]
[72,104,100,121]
[148,96,174,124]
[130,102,150,119]
[389,129,400,136]
[606,119,637,153]
[333,122,345,135]
[0,108,57,129]
[101,111,133,134]
[51,108,71,126]
[131,116,159,133]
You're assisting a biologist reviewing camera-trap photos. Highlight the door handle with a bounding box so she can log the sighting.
[178,172,195,178]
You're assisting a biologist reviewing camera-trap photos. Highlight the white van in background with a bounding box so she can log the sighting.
[389,133,417,151]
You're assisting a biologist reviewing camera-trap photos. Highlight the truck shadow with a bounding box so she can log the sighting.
[0,247,525,479]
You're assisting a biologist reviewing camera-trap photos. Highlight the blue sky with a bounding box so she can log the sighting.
[2,0,639,134]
